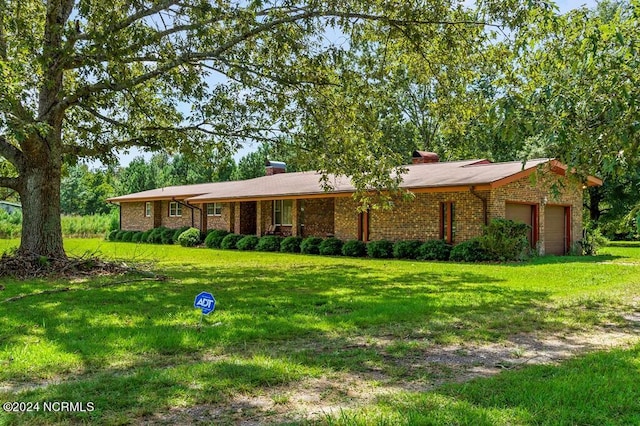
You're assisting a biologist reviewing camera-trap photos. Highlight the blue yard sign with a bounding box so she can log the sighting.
[194,292,216,315]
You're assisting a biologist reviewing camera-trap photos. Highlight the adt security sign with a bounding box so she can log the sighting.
[194,292,216,315]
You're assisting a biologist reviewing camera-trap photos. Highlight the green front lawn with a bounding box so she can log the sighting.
[1,239,639,424]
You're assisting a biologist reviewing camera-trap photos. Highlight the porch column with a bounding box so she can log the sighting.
[200,203,207,234]
[256,201,263,236]
[291,199,299,236]
[227,202,235,233]
[234,201,241,234]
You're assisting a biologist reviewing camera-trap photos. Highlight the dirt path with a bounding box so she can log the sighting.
[141,313,640,425]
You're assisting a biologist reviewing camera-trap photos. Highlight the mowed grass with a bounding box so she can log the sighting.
[1,239,639,424]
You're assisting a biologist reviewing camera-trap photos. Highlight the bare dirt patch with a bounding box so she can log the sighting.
[141,315,640,425]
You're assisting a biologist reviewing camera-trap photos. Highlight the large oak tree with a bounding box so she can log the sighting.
[0,0,544,260]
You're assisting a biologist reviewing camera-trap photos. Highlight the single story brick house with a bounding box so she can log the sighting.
[107,152,601,255]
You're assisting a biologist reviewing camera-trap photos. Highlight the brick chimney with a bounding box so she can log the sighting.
[266,160,286,175]
[412,151,439,164]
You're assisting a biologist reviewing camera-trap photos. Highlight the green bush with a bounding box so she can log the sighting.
[237,235,260,251]
[392,240,422,259]
[280,236,303,253]
[115,230,126,241]
[579,227,609,256]
[141,229,153,243]
[220,233,243,250]
[449,238,492,262]
[256,235,283,252]
[147,227,167,244]
[367,240,393,258]
[161,228,176,244]
[131,231,144,243]
[107,230,119,241]
[342,240,367,257]
[479,218,531,261]
[121,231,134,242]
[172,226,190,244]
[300,237,323,255]
[205,229,230,249]
[319,238,343,256]
[418,240,452,261]
[177,227,201,247]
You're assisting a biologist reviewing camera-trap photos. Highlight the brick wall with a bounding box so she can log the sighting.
[334,197,360,241]
[257,200,273,235]
[205,202,233,232]
[366,191,486,242]
[300,198,335,237]
[157,200,197,229]
[120,202,155,231]
[488,171,583,253]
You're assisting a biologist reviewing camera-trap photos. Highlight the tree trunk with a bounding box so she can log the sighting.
[588,186,602,223]
[17,159,65,259]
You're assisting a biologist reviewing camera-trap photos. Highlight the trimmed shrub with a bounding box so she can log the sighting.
[121,231,134,242]
[177,227,201,247]
[449,238,492,262]
[280,236,303,253]
[141,229,153,243]
[300,237,323,255]
[107,230,119,241]
[342,240,367,257]
[220,233,243,250]
[418,240,452,261]
[367,240,393,258]
[256,235,283,252]
[161,228,176,244]
[147,227,167,244]
[392,240,422,259]
[131,231,144,243]
[115,230,126,241]
[479,218,531,261]
[319,238,343,256]
[172,226,190,244]
[205,229,230,249]
[237,235,260,251]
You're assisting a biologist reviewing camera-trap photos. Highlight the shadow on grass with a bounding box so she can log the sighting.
[505,253,623,266]
[333,344,640,425]
[0,262,566,423]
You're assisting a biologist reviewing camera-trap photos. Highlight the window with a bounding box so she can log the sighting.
[145,202,152,217]
[207,203,222,216]
[169,201,182,217]
[440,202,455,244]
[273,200,293,225]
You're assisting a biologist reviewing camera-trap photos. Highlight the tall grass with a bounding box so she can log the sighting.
[0,209,119,238]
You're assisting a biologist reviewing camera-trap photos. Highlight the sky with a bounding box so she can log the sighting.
[113,0,599,168]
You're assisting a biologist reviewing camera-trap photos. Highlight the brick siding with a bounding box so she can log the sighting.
[300,198,335,238]
[204,202,233,232]
[120,202,155,231]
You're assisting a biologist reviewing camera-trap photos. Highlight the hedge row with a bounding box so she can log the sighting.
[197,232,454,260]
[107,219,530,262]
[107,226,200,247]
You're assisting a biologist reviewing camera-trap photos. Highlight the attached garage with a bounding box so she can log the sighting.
[545,205,570,255]
[505,203,537,248]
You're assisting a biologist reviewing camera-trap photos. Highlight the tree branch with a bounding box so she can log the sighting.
[0,135,25,169]
[59,7,499,114]
[0,176,21,191]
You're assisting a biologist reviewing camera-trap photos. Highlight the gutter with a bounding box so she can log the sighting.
[173,198,202,229]
[469,186,488,226]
